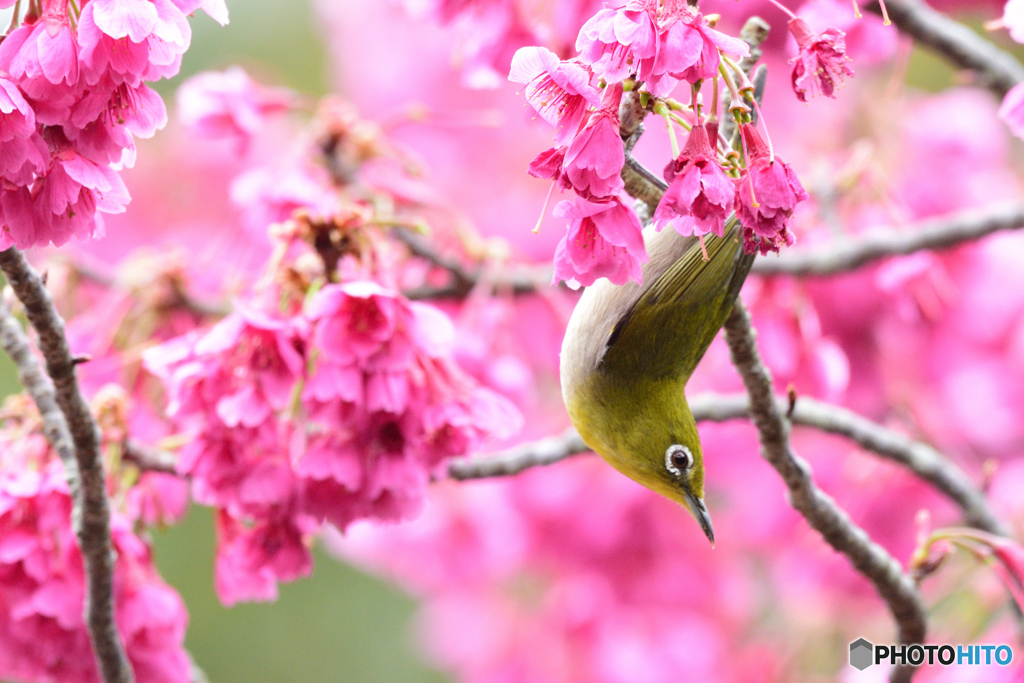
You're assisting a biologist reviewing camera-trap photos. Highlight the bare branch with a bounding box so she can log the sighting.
[752,201,1024,276]
[0,248,133,683]
[687,393,1008,537]
[393,227,549,300]
[448,428,587,480]
[123,439,178,475]
[621,154,667,215]
[867,0,1024,98]
[0,298,78,488]
[723,300,925,683]
[64,257,230,318]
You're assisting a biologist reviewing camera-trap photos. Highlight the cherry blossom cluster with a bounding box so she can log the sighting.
[512,0,824,287]
[122,95,524,605]
[0,393,190,683]
[0,0,227,249]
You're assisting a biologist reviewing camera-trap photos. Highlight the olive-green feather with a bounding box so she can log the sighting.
[598,216,754,381]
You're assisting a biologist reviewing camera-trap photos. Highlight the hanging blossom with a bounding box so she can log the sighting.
[734,123,808,255]
[0,396,191,683]
[653,121,735,239]
[144,217,522,605]
[575,0,749,97]
[508,46,601,146]
[552,195,647,288]
[561,83,626,200]
[787,15,854,101]
[523,80,625,201]
[0,0,227,249]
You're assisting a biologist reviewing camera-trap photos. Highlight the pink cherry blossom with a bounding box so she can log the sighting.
[650,4,750,94]
[0,1,80,89]
[575,0,660,84]
[561,83,625,200]
[788,17,854,101]
[653,122,734,238]
[214,511,313,606]
[77,0,192,86]
[230,166,338,235]
[0,435,190,683]
[735,123,808,254]
[509,47,600,146]
[171,0,229,26]
[796,0,897,64]
[552,195,647,288]
[0,141,131,250]
[125,472,190,527]
[527,145,572,190]
[998,82,1024,140]
[307,281,410,365]
[177,67,293,152]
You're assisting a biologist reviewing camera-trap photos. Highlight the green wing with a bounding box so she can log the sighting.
[598,217,755,382]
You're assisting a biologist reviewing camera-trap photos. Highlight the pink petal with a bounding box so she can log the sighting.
[92,0,159,42]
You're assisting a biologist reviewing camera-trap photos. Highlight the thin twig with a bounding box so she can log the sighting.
[723,300,925,683]
[123,439,178,475]
[688,393,1007,537]
[0,248,134,683]
[722,16,771,144]
[448,428,586,480]
[62,257,230,318]
[867,0,1024,98]
[752,201,1024,276]
[395,229,548,300]
[0,298,78,489]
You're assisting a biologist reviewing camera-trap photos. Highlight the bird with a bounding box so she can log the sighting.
[560,217,755,545]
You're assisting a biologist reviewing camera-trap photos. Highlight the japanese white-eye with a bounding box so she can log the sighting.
[560,217,754,545]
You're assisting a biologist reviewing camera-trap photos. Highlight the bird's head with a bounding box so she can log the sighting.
[572,386,714,545]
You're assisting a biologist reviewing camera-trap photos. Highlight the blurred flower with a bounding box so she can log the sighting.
[177,67,293,153]
[998,82,1024,140]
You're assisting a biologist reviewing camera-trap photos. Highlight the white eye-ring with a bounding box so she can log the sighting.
[665,444,694,477]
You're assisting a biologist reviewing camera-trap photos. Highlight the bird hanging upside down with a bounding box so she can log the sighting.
[560,217,754,545]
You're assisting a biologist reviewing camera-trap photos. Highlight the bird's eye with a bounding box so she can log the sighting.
[665,444,693,477]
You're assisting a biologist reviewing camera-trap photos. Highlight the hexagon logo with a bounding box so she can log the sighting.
[850,638,874,671]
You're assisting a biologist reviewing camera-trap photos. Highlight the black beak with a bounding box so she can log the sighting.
[683,490,715,547]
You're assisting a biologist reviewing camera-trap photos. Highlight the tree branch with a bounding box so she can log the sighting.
[448,428,586,480]
[723,299,925,683]
[0,298,78,488]
[0,248,134,683]
[63,257,230,318]
[392,228,549,300]
[687,393,1007,537]
[752,200,1024,276]
[123,439,178,475]
[867,0,1024,98]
